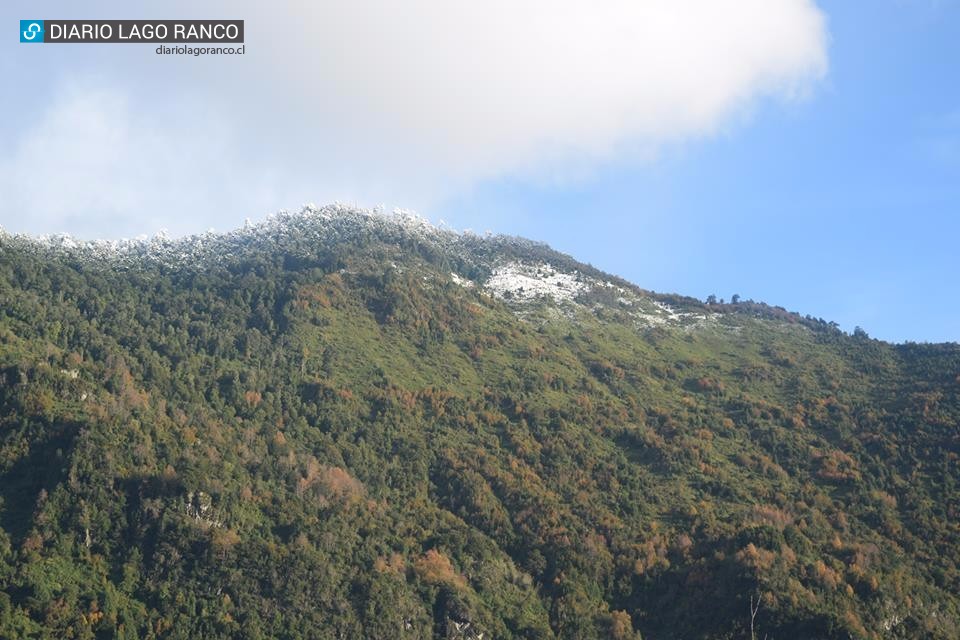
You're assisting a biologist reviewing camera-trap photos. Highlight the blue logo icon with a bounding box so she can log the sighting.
[20,20,44,43]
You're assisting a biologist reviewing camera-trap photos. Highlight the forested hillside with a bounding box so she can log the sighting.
[0,206,957,639]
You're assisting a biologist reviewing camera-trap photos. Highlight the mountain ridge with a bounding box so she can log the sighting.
[0,204,957,639]
[1,204,915,346]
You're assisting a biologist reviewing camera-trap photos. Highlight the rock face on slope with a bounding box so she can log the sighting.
[0,205,957,639]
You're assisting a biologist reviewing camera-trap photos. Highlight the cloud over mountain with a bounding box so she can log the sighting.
[0,0,828,236]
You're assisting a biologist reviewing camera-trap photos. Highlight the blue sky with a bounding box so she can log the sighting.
[1,1,957,343]
[437,1,960,343]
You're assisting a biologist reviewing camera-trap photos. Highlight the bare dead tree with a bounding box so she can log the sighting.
[750,593,761,640]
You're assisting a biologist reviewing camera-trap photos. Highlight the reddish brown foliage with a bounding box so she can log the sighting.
[413,549,467,589]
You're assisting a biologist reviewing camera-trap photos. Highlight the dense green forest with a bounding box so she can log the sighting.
[0,207,957,639]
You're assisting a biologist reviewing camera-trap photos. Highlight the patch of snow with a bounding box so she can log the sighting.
[450,272,474,288]
[480,262,727,334]
[485,262,590,303]
[651,300,685,321]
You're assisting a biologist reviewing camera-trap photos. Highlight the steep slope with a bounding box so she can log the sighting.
[0,206,957,639]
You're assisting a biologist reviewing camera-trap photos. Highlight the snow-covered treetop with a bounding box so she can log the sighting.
[0,204,479,270]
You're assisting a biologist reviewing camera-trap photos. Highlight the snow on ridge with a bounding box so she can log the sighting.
[480,260,724,334]
[3,211,728,334]
[485,261,590,303]
[631,299,720,330]
[0,204,460,268]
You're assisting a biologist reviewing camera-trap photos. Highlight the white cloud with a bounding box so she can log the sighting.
[0,82,282,237]
[0,0,828,237]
